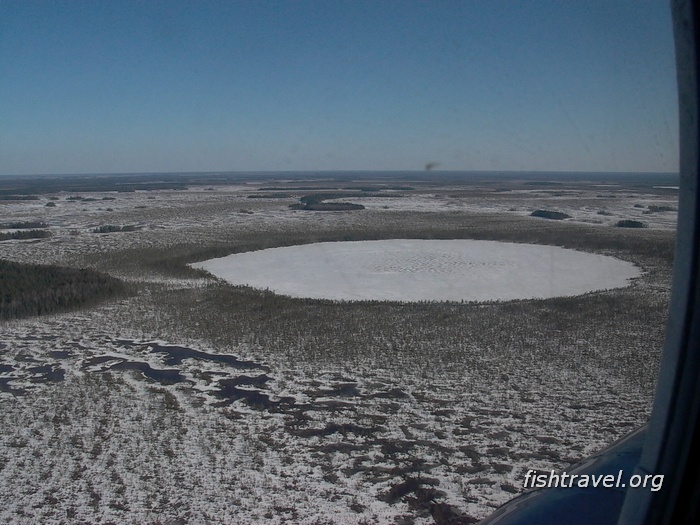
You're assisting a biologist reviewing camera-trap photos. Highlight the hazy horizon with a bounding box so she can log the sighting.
[0,169,681,180]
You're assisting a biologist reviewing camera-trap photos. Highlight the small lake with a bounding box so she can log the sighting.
[191,239,641,302]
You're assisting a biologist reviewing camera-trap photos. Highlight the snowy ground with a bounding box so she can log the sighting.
[0,174,676,524]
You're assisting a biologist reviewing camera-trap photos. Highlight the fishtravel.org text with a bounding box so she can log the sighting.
[523,470,663,492]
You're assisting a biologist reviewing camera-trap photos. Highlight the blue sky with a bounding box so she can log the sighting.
[0,0,679,175]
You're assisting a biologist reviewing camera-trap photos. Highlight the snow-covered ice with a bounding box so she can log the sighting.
[193,239,641,302]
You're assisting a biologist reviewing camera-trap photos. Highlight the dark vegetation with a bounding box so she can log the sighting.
[258,186,339,191]
[645,205,676,213]
[247,193,292,199]
[289,192,369,211]
[381,475,477,524]
[0,175,190,195]
[340,185,413,191]
[144,250,669,398]
[91,225,140,234]
[67,195,110,202]
[530,209,571,220]
[0,229,51,241]
[289,202,365,211]
[0,221,48,229]
[0,259,129,320]
[0,195,39,201]
[299,192,374,204]
[616,220,647,228]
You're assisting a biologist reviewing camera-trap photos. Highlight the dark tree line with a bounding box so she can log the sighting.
[299,192,372,204]
[0,195,39,201]
[530,209,571,220]
[616,220,647,228]
[0,221,49,229]
[0,229,51,241]
[288,192,367,211]
[0,259,129,320]
[92,224,140,234]
[289,202,365,211]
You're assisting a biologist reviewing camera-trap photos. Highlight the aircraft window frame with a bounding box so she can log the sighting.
[617,1,700,523]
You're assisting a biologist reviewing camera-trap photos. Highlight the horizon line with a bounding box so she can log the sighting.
[0,169,681,178]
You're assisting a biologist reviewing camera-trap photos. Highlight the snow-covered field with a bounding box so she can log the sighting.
[0,174,676,524]
[193,240,640,302]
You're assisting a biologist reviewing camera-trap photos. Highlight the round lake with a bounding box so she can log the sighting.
[191,239,641,302]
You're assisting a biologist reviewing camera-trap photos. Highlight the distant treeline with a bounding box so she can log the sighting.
[0,195,39,201]
[299,192,374,204]
[530,210,571,220]
[289,202,365,211]
[645,205,676,213]
[0,229,51,241]
[258,185,414,192]
[342,185,414,191]
[287,192,368,211]
[258,186,340,191]
[92,224,140,234]
[247,193,292,199]
[0,259,129,320]
[0,221,48,229]
[616,220,647,228]
[0,177,188,196]
[286,193,364,211]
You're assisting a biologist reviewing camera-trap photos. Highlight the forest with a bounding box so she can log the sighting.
[0,230,51,241]
[0,259,129,320]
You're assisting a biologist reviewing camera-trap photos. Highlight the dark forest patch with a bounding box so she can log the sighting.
[616,219,647,228]
[289,192,367,211]
[0,259,129,320]
[530,210,571,220]
[0,229,51,241]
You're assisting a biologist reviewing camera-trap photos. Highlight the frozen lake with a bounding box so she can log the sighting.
[192,239,641,302]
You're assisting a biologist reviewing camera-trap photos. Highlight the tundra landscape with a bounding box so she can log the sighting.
[0,171,678,524]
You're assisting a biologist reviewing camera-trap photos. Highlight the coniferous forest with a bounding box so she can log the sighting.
[0,259,128,320]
